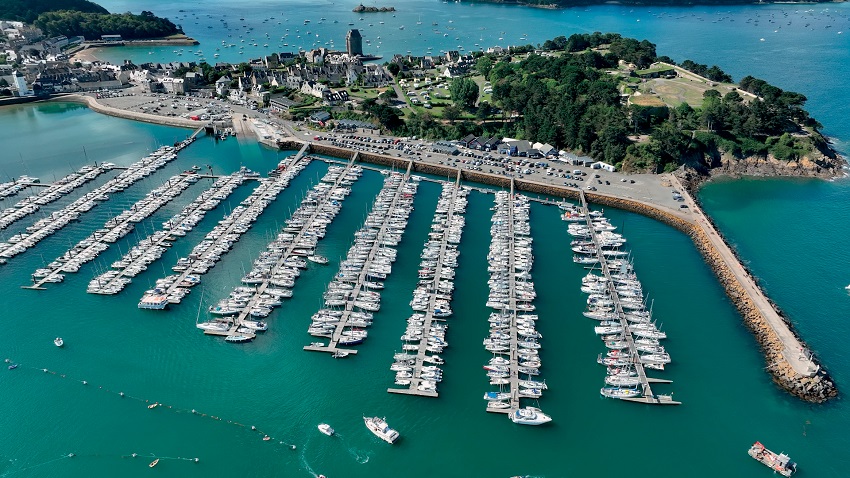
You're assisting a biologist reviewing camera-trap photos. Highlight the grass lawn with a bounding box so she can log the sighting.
[470,75,492,104]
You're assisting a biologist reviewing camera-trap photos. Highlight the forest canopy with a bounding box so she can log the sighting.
[0,0,108,23]
[34,10,182,40]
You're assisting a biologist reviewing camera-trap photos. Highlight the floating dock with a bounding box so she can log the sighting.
[577,190,680,405]
[23,172,198,290]
[86,171,251,295]
[0,164,115,230]
[148,148,312,308]
[304,161,415,356]
[212,153,362,338]
[388,170,466,398]
[0,140,194,262]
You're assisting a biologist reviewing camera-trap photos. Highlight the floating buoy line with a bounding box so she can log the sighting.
[0,451,199,475]
[4,358,298,451]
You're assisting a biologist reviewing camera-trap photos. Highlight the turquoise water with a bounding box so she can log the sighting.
[2,103,849,477]
[3,1,850,475]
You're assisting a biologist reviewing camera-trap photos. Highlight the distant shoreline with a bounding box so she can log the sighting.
[464,0,843,8]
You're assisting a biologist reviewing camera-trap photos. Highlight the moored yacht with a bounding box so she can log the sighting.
[509,406,552,425]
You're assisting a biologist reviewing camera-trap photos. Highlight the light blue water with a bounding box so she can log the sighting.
[3,1,850,476]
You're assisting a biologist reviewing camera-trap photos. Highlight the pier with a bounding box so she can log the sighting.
[388,170,466,398]
[86,171,250,295]
[304,161,416,356]
[144,151,311,309]
[0,141,193,261]
[209,154,362,338]
[0,163,115,230]
[483,181,543,415]
[576,190,680,405]
[24,173,198,290]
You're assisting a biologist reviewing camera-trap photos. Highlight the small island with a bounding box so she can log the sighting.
[352,4,396,13]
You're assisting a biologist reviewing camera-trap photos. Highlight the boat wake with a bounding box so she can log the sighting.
[347,447,370,464]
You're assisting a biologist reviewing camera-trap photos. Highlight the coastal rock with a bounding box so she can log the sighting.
[352,4,396,13]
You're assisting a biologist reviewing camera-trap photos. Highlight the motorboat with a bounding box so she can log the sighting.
[509,406,552,425]
[54,337,64,347]
[364,416,399,444]
[308,254,329,265]
[318,423,335,436]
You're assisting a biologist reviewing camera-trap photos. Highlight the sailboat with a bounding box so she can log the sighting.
[417,15,422,25]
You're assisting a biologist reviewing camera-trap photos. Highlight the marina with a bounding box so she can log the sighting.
[0,164,115,230]
[86,170,252,295]
[0,140,194,261]
[304,162,417,355]
[387,172,467,397]
[24,172,199,289]
[482,180,547,420]
[568,191,679,405]
[138,144,311,310]
[202,154,363,339]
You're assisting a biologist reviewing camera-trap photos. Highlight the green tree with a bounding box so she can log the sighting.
[449,77,479,109]
[442,104,461,122]
[475,56,493,78]
[386,62,401,76]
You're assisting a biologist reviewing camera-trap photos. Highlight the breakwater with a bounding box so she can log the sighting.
[302,141,836,403]
[51,95,200,129]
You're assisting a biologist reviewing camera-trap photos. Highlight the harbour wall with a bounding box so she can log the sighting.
[51,95,200,129]
[301,141,838,402]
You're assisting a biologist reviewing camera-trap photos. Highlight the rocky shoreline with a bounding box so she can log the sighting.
[352,4,396,12]
[302,140,837,403]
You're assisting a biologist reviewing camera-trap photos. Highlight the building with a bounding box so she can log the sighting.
[215,76,230,96]
[346,29,363,57]
[101,34,123,42]
[309,110,331,125]
[269,97,297,113]
[12,70,31,96]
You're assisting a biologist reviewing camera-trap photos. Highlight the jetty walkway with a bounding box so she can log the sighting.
[577,190,679,405]
[86,171,251,295]
[24,172,198,289]
[387,170,465,398]
[0,140,193,262]
[143,147,312,309]
[208,153,361,338]
[669,176,819,379]
[304,161,415,356]
[0,163,115,230]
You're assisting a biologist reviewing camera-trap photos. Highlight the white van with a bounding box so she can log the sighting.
[573,169,583,175]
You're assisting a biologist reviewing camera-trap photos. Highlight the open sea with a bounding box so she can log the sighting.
[3,1,850,477]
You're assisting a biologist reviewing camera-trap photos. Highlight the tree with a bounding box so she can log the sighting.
[449,77,479,109]
[386,62,401,76]
[0,78,7,87]
[442,104,461,122]
[475,56,493,78]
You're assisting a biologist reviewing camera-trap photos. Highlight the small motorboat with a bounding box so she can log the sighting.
[54,337,64,347]
[149,458,159,468]
[318,423,335,436]
[262,435,271,441]
[8,363,18,370]
[148,402,159,409]
[332,350,350,359]
[307,255,329,265]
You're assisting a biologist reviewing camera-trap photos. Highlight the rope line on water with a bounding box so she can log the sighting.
[4,358,298,451]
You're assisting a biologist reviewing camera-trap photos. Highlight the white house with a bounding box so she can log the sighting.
[12,70,31,96]
[215,76,230,96]
[591,161,617,172]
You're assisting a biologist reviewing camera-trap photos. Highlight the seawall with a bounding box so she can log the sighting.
[50,94,200,129]
[301,141,837,403]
